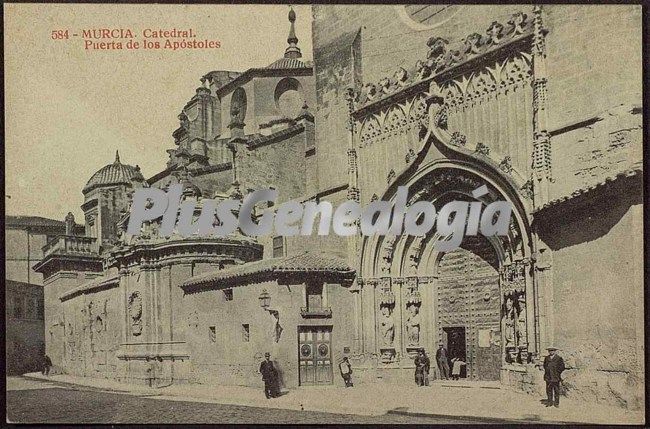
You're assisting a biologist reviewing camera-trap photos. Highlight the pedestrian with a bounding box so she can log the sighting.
[414,351,423,386]
[42,354,52,376]
[414,349,429,386]
[542,346,565,408]
[339,356,353,387]
[435,343,450,380]
[423,350,431,386]
[451,357,466,380]
[259,352,279,399]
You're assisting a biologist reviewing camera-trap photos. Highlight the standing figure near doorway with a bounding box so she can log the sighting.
[339,357,353,387]
[259,352,279,399]
[436,343,450,380]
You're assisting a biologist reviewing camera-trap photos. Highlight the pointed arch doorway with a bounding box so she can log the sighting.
[436,234,501,381]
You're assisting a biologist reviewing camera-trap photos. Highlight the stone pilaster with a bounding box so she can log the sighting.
[531,5,551,208]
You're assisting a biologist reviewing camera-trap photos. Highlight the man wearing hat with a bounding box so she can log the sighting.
[259,352,279,399]
[543,346,565,408]
[435,343,450,380]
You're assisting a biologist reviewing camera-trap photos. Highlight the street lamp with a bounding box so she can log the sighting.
[259,289,271,310]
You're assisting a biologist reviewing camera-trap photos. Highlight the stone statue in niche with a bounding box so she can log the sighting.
[128,292,143,336]
[379,305,395,347]
[405,304,421,346]
[516,296,528,361]
[502,296,516,355]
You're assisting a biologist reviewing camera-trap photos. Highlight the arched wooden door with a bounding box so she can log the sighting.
[436,234,501,381]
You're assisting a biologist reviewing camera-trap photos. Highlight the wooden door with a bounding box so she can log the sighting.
[298,327,333,385]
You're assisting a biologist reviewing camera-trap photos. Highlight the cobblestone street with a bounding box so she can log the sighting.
[6,377,477,424]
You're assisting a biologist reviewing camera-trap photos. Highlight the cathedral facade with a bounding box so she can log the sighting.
[34,5,643,410]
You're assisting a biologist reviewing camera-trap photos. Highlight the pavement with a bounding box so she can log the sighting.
[21,372,644,425]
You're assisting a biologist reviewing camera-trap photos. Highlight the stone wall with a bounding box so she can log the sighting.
[237,128,308,203]
[182,278,356,388]
[550,106,642,200]
[61,285,122,380]
[537,185,644,410]
[43,270,102,373]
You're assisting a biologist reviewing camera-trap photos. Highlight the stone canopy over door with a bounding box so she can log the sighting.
[436,234,501,381]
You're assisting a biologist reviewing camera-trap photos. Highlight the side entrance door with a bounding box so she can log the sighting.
[298,326,333,386]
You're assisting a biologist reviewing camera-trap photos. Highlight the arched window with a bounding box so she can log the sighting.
[397,5,464,31]
[230,87,247,124]
[274,77,304,118]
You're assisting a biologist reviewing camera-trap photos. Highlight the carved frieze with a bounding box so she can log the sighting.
[353,11,534,111]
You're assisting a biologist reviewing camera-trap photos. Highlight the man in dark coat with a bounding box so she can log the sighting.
[259,352,278,398]
[543,346,565,408]
[435,343,450,380]
[414,349,430,386]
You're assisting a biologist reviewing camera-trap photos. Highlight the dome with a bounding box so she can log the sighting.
[83,151,144,194]
[267,57,307,70]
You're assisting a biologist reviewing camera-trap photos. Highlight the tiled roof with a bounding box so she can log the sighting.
[6,216,65,229]
[59,275,120,301]
[181,252,355,292]
[267,57,307,70]
[83,153,144,194]
[535,165,643,213]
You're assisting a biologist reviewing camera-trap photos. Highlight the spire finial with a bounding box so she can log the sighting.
[115,150,121,164]
[284,5,302,59]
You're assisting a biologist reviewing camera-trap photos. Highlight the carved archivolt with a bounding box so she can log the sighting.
[356,52,531,147]
[357,96,427,147]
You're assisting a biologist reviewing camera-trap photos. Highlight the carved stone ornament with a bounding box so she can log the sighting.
[520,179,534,200]
[128,291,143,336]
[474,142,490,156]
[486,21,504,45]
[387,169,396,184]
[394,67,409,87]
[405,148,416,164]
[499,156,513,174]
[352,11,533,110]
[450,131,467,147]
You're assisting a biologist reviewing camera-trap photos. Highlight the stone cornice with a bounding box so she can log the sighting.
[106,237,263,271]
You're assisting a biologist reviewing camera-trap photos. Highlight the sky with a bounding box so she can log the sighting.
[4,3,313,221]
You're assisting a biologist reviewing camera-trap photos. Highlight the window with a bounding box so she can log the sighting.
[306,283,324,310]
[272,236,285,258]
[13,296,23,319]
[242,324,250,342]
[209,326,216,343]
[223,289,233,301]
[230,87,247,123]
[274,77,304,118]
[398,5,464,30]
